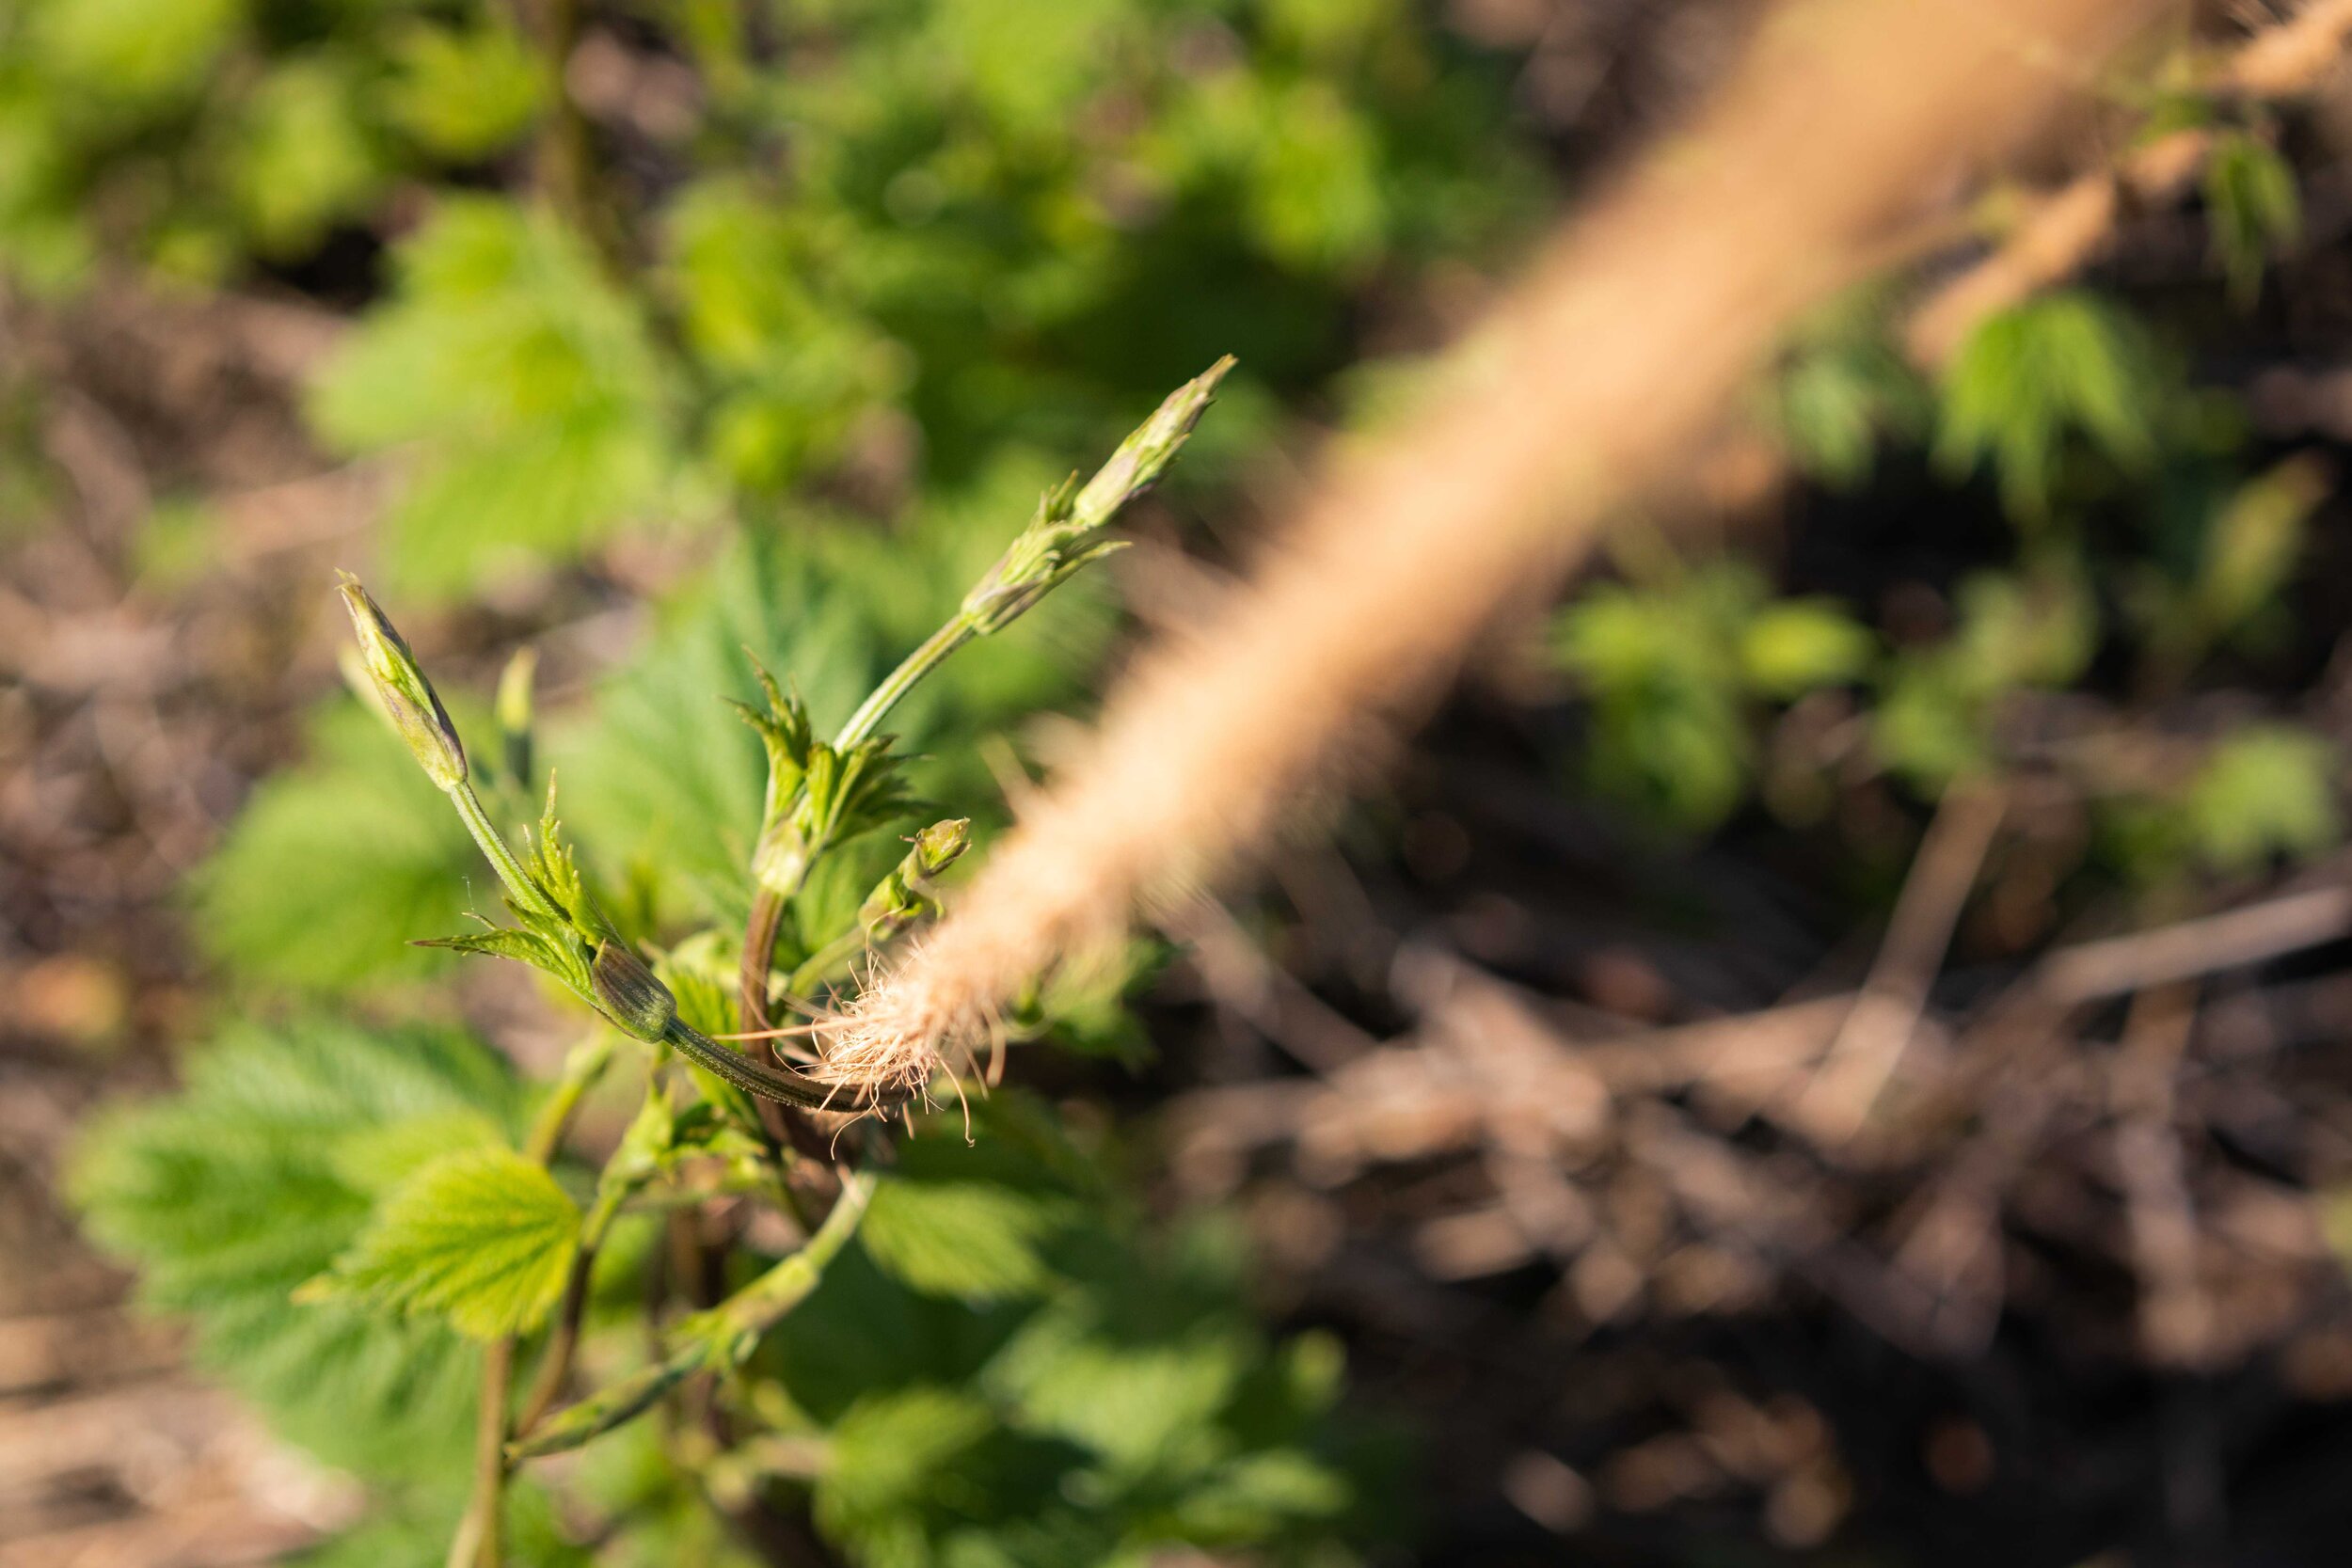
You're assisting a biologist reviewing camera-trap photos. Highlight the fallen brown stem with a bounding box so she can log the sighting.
[1790,777,2007,1143]
[2032,884,2352,1005]
[1905,1,2352,367]
[835,0,2167,1090]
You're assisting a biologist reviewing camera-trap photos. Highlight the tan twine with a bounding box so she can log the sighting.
[814,0,2173,1100]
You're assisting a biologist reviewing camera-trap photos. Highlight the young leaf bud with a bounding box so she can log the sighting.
[591,940,679,1043]
[1069,353,1234,522]
[907,816,971,880]
[860,817,971,942]
[335,571,467,791]
[961,356,1233,635]
[496,645,538,790]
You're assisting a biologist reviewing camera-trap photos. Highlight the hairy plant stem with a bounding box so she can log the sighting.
[665,1016,851,1110]
[508,1172,874,1463]
[450,778,565,927]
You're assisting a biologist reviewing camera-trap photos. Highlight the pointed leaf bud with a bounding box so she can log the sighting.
[496,645,538,790]
[859,816,971,943]
[1069,353,1234,522]
[908,816,971,880]
[591,940,678,1043]
[336,571,467,791]
[962,356,1234,634]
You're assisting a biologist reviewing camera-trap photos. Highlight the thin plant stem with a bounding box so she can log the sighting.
[450,1031,612,1567]
[523,1031,617,1164]
[732,361,1232,1040]
[450,778,564,927]
[516,1164,637,1435]
[738,891,789,1036]
[508,1173,873,1463]
[835,617,975,752]
[665,1016,856,1110]
[786,928,868,999]
[449,1337,516,1568]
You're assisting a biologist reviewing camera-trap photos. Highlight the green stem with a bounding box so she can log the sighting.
[507,1173,874,1463]
[523,1032,617,1164]
[450,1336,515,1567]
[449,1031,616,1565]
[515,1157,639,1435]
[785,929,868,999]
[449,778,564,927]
[730,358,1232,1044]
[835,618,976,751]
[738,888,788,1035]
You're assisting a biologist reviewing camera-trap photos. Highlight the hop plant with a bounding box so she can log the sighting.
[234,363,1243,1567]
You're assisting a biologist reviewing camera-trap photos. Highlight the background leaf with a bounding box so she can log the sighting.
[310,1146,581,1340]
[194,701,475,992]
[71,1017,525,1479]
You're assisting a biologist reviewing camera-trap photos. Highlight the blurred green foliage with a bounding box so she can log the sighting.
[2204,125,2301,306]
[79,1023,1376,1566]
[1570,252,2344,898]
[3,0,1538,593]
[0,0,546,290]
[71,1017,520,1481]
[1933,292,2158,521]
[1555,561,1873,831]
[1565,74,2340,890]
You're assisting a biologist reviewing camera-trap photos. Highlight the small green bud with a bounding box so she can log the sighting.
[335,570,467,791]
[496,645,538,790]
[907,816,971,880]
[860,816,971,943]
[962,356,1233,635]
[1068,353,1234,522]
[591,940,678,1043]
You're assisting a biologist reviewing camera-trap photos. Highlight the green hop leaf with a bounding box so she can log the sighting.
[304,1146,581,1340]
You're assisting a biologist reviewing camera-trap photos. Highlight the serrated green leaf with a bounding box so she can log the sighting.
[418,924,564,968]
[71,1017,524,1479]
[328,1109,507,1196]
[310,1147,580,1340]
[861,1178,1062,1302]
